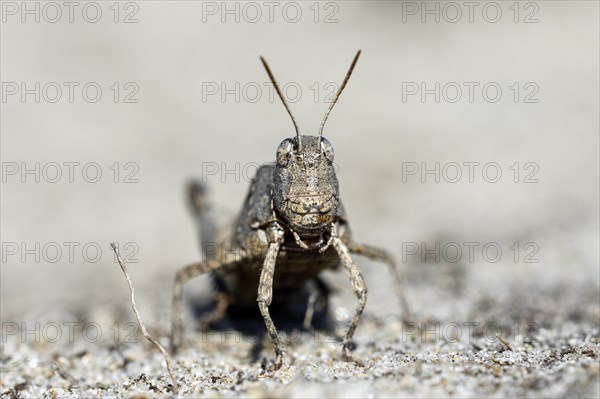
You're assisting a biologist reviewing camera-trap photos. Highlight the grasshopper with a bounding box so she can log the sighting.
[171,50,410,368]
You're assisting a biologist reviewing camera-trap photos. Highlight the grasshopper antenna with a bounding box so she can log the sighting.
[318,50,361,140]
[260,56,301,150]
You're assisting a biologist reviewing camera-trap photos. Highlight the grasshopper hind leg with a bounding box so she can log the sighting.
[188,180,219,247]
[174,182,237,346]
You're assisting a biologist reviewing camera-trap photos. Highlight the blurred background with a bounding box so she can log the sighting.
[1,0,598,360]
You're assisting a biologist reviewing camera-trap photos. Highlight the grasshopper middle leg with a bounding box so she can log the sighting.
[171,258,242,352]
[348,242,412,320]
[303,277,331,330]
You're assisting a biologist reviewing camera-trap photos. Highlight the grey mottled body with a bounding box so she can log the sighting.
[225,162,349,305]
[171,51,410,368]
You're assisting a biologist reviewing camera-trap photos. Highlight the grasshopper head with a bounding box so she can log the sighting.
[259,50,360,238]
[273,135,338,236]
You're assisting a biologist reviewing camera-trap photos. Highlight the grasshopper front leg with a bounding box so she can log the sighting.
[330,226,368,364]
[257,222,285,369]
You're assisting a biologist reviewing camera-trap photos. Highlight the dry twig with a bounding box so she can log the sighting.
[110,242,179,394]
[496,333,514,351]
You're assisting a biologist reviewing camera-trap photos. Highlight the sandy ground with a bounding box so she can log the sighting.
[1,1,599,398]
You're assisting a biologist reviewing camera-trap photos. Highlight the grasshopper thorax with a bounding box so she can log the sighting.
[273,135,339,237]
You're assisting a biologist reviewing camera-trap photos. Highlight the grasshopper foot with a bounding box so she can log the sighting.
[342,344,365,367]
[273,351,284,370]
[260,351,285,374]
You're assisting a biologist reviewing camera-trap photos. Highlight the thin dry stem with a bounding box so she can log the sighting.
[110,242,179,394]
[496,333,514,351]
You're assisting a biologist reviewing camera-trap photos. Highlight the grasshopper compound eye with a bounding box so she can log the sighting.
[276,138,295,167]
[320,137,334,163]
